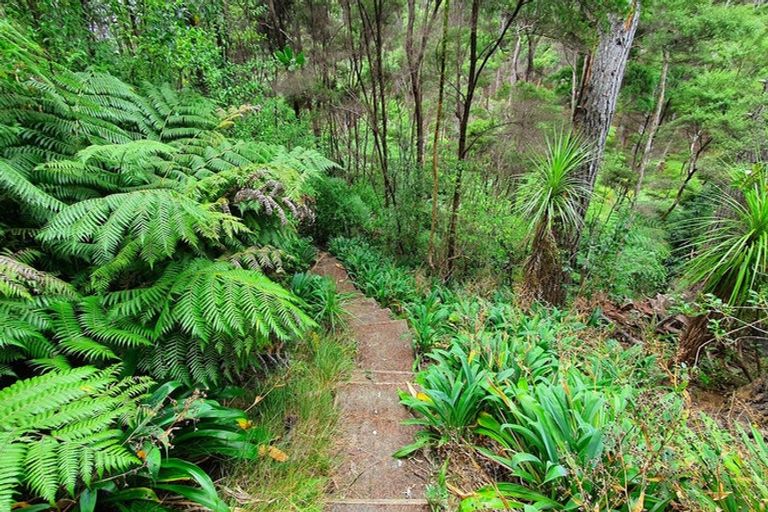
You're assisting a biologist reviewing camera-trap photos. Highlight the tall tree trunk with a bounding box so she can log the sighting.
[524,31,538,82]
[349,0,396,207]
[445,0,481,278]
[633,50,670,203]
[265,0,290,51]
[570,50,579,116]
[510,29,522,85]
[567,1,640,255]
[428,0,450,270]
[405,0,423,167]
[405,0,442,169]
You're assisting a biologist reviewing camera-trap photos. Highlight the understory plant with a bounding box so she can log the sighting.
[516,130,591,306]
[678,164,768,364]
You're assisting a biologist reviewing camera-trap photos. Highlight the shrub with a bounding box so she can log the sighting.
[312,177,372,243]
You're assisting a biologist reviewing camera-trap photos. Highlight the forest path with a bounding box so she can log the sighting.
[314,252,430,512]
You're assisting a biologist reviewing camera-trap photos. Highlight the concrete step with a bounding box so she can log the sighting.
[330,415,426,499]
[354,320,414,372]
[348,369,415,384]
[335,381,410,420]
[326,499,429,511]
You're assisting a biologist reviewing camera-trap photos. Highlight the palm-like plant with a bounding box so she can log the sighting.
[517,130,591,305]
[678,165,768,363]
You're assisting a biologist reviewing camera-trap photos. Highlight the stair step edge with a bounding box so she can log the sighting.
[326,499,429,505]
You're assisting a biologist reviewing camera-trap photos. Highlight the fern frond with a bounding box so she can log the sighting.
[39,189,247,270]
[0,366,151,502]
[0,161,64,218]
[222,245,286,273]
[0,254,76,299]
[0,433,27,511]
[105,258,313,346]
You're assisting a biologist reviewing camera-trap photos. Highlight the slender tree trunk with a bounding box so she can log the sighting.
[567,1,641,255]
[428,0,450,270]
[510,29,522,85]
[633,50,670,203]
[570,51,579,116]
[630,113,651,167]
[350,0,396,207]
[405,0,441,169]
[524,31,538,82]
[445,0,481,278]
[405,0,424,168]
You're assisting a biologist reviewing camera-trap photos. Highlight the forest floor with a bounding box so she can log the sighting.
[314,253,431,512]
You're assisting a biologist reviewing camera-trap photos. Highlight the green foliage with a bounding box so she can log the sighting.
[516,130,592,304]
[274,47,306,70]
[517,130,591,236]
[0,21,334,510]
[39,189,245,270]
[312,177,372,243]
[291,273,349,332]
[329,237,420,309]
[682,166,768,305]
[348,241,768,511]
[0,366,152,508]
[580,204,671,299]
[405,291,451,353]
[400,346,490,441]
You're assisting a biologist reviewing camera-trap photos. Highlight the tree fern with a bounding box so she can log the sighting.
[39,189,247,275]
[0,161,64,220]
[134,83,219,143]
[137,333,231,387]
[0,366,152,508]
[0,253,75,299]
[0,24,334,511]
[106,258,314,345]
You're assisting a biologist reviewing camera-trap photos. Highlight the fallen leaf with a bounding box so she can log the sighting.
[259,445,289,462]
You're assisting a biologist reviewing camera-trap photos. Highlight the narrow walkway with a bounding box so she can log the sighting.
[314,253,429,512]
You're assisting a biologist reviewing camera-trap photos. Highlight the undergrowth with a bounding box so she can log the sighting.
[222,331,355,511]
[329,235,768,512]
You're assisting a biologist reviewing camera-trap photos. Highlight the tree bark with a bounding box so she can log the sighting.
[568,1,641,255]
[633,49,670,203]
[524,31,538,82]
[405,0,442,169]
[522,220,567,306]
[510,29,522,85]
[445,0,480,278]
[347,0,396,208]
[677,314,712,365]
